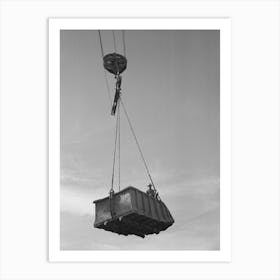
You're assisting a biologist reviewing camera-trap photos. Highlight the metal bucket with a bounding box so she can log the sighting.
[93,186,174,238]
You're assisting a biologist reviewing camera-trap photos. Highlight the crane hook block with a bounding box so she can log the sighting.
[103,53,127,75]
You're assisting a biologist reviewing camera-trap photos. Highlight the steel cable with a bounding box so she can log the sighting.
[112,30,117,52]
[98,30,104,57]
[119,97,157,192]
[118,102,121,191]
[111,103,120,191]
[97,31,113,109]
[122,30,126,57]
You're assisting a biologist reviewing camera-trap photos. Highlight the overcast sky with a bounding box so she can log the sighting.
[60,29,220,250]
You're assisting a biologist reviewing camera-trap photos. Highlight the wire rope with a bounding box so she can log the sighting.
[98,29,155,195]
[111,104,120,191]
[98,30,104,57]
[119,97,157,192]
[122,30,126,57]
[118,102,121,191]
[97,31,113,109]
[112,30,117,52]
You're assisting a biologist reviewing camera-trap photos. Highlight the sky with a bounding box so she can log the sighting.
[60,30,220,250]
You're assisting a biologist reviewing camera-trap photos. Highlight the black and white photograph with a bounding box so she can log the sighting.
[60,28,220,250]
[1,1,279,279]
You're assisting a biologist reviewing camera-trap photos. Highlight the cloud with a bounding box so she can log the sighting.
[60,186,94,217]
[60,168,220,250]
[60,206,219,250]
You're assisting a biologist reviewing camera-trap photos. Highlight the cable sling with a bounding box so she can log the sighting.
[119,97,158,194]
[118,102,121,191]
[111,102,120,192]
[97,30,157,195]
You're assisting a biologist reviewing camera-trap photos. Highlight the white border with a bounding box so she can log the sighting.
[49,18,231,262]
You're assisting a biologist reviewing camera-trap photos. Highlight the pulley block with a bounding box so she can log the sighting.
[103,53,127,75]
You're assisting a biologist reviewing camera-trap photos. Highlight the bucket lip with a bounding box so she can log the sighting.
[93,185,139,203]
